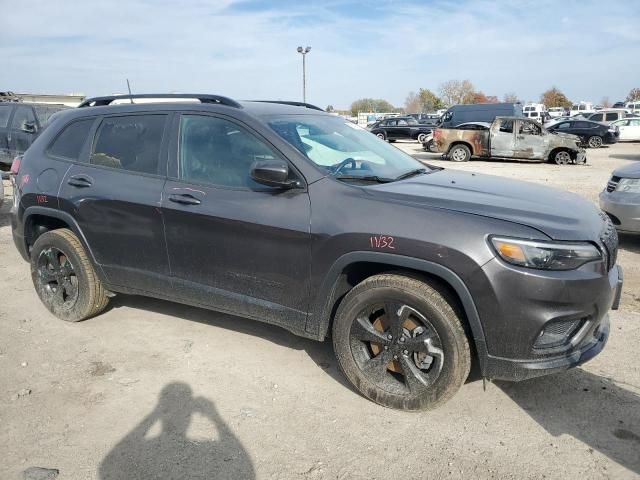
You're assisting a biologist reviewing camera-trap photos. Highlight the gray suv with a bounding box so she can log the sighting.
[10,94,623,410]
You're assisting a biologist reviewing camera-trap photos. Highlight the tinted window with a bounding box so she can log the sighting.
[0,105,12,128]
[397,119,408,126]
[91,115,166,174]
[33,105,67,125]
[11,106,36,130]
[556,122,571,130]
[574,121,591,128]
[179,114,279,189]
[590,113,603,121]
[48,118,95,160]
[605,113,618,121]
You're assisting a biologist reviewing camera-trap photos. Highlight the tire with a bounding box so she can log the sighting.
[449,144,471,162]
[30,228,109,322]
[417,133,428,144]
[375,132,386,141]
[587,135,603,148]
[332,274,471,411]
[553,149,571,165]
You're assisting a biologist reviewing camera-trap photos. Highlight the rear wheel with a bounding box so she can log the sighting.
[587,135,603,148]
[31,229,109,322]
[375,132,386,141]
[417,133,428,143]
[332,274,471,410]
[449,144,471,162]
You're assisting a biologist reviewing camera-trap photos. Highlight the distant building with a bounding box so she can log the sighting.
[16,93,86,107]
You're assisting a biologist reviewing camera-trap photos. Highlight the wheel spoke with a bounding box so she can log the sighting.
[361,350,393,383]
[397,355,429,393]
[62,278,78,301]
[45,248,60,269]
[53,285,65,304]
[384,302,409,337]
[59,258,74,277]
[39,269,57,283]
[351,316,389,345]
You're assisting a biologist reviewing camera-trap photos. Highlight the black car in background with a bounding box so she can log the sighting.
[546,119,619,148]
[409,113,441,126]
[369,116,432,143]
[0,102,69,167]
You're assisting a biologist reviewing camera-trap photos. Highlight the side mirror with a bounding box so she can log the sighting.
[251,159,299,188]
[21,121,36,134]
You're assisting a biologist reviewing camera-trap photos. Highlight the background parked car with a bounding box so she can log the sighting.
[586,109,628,124]
[610,118,640,141]
[612,101,626,109]
[626,101,640,115]
[368,116,432,143]
[546,119,619,148]
[0,102,69,167]
[437,102,522,128]
[570,102,596,117]
[548,107,565,118]
[600,162,640,234]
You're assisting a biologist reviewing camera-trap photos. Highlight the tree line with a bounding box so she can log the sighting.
[346,81,640,116]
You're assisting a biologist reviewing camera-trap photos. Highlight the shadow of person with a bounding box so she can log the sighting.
[99,383,255,480]
[498,369,640,475]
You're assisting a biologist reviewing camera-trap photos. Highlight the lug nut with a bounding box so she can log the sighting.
[384,346,388,350]
[399,337,405,343]
[387,334,393,340]
[403,350,409,355]
[393,355,398,360]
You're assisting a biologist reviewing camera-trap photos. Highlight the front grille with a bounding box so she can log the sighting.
[599,211,618,270]
[606,175,620,192]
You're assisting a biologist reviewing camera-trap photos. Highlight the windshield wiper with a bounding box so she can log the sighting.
[394,168,428,181]
[333,174,392,183]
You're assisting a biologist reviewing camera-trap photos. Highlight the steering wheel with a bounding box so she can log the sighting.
[331,158,373,174]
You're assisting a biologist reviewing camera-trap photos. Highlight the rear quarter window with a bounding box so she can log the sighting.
[0,105,12,128]
[48,118,95,160]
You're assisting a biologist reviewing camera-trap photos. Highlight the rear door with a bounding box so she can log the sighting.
[619,119,640,140]
[490,119,516,157]
[161,112,312,329]
[58,112,172,294]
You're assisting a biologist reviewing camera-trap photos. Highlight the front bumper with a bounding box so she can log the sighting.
[599,191,640,233]
[468,257,622,382]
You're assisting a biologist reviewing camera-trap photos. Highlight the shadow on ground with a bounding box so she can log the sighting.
[498,369,640,475]
[619,233,640,254]
[107,295,356,393]
[99,382,255,479]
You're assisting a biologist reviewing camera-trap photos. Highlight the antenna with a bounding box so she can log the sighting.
[126,79,133,104]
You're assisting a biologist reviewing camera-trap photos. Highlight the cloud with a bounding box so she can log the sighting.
[1,0,639,108]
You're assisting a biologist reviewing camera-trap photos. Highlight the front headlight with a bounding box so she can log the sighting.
[491,237,602,270]
[616,178,640,193]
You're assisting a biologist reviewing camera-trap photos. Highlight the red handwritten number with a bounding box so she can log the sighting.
[369,235,395,250]
[36,195,48,204]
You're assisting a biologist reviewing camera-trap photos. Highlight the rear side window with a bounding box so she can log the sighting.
[590,113,603,121]
[48,118,95,160]
[11,106,36,130]
[90,115,167,175]
[605,113,618,121]
[0,105,12,128]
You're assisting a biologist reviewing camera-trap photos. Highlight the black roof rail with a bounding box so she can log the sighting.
[249,100,324,111]
[78,93,242,108]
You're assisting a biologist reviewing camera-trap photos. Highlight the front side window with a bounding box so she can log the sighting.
[590,113,603,121]
[11,106,36,130]
[519,121,541,135]
[605,113,618,121]
[268,114,432,181]
[629,120,640,126]
[0,105,12,128]
[556,122,571,130]
[48,118,95,160]
[498,120,513,133]
[90,115,167,174]
[178,114,279,188]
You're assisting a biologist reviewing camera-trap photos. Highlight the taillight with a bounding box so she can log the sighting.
[10,155,22,175]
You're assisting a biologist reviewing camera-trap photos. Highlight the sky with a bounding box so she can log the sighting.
[1,0,639,110]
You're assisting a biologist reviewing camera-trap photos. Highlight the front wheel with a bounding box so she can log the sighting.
[587,135,603,148]
[375,132,386,141]
[332,274,471,410]
[31,229,109,322]
[553,149,571,165]
[449,144,471,162]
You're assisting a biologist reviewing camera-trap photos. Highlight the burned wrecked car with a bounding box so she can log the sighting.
[433,116,586,165]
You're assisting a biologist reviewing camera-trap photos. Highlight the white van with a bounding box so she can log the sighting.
[523,103,547,121]
[570,102,595,116]
[548,107,565,118]
[626,102,640,114]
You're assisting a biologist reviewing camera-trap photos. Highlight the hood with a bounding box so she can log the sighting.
[613,162,640,179]
[367,169,604,241]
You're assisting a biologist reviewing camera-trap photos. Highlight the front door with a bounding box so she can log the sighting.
[162,113,312,331]
[59,113,172,294]
[513,120,547,160]
[490,119,516,157]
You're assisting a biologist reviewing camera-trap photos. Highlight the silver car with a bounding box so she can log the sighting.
[600,162,640,233]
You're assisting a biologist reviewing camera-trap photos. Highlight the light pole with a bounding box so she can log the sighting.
[297,46,311,103]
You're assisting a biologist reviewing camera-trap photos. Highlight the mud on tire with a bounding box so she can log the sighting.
[332,274,471,411]
[30,228,109,322]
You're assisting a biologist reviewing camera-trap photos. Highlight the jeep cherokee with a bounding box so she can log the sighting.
[10,94,623,410]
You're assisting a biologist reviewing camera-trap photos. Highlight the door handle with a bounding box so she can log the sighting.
[169,193,201,205]
[517,135,525,140]
[67,174,93,188]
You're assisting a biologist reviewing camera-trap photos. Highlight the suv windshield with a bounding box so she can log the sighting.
[268,114,432,182]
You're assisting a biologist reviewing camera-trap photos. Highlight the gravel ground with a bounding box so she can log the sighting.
[1,142,639,480]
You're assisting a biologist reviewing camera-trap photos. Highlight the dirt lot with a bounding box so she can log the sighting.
[1,143,639,480]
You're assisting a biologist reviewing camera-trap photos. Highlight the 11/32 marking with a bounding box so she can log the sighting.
[369,235,395,250]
